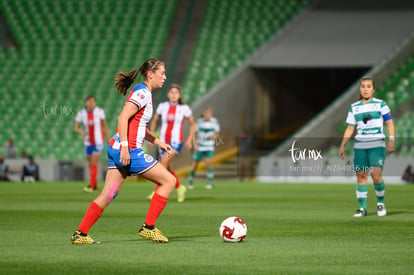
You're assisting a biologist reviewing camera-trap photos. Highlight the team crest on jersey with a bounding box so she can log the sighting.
[144,154,153,162]
[372,103,378,110]
[139,93,145,99]
[167,114,175,121]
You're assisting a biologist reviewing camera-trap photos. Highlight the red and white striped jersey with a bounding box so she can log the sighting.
[110,83,153,150]
[75,107,106,146]
[156,102,192,144]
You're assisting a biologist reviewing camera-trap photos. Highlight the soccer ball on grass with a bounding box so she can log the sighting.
[219,216,247,242]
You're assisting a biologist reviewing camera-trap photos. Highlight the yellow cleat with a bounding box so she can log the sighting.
[176,185,187,203]
[83,186,97,193]
[138,225,168,243]
[71,231,101,245]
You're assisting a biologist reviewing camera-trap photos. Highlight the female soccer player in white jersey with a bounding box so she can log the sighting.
[147,84,196,202]
[72,58,176,244]
[339,76,395,218]
[188,107,220,189]
[75,95,110,192]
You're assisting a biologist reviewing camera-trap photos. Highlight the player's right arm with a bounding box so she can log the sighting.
[75,111,86,136]
[339,125,355,160]
[74,121,86,136]
[192,120,199,151]
[117,102,139,166]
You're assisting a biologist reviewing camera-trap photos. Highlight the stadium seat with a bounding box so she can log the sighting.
[0,0,177,160]
[182,0,308,103]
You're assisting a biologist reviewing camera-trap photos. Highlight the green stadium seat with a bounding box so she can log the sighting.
[182,0,307,102]
[0,0,176,160]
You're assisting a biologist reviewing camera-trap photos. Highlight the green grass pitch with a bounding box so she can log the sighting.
[0,180,413,274]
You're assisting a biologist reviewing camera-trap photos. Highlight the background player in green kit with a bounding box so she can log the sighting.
[187,107,220,189]
[339,76,395,218]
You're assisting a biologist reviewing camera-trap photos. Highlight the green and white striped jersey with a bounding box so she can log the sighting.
[346,97,391,149]
[195,117,220,152]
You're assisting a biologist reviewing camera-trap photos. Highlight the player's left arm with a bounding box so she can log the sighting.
[211,120,221,140]
[185,116,196,150]
[382,102,395,154]
[385,118,395,154]
[101,119,110,141]
[145,129,157,144]
[145,129,173,155]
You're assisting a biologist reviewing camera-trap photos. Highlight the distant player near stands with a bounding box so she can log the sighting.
[72,58,176,244]
[75,95,110,192]
[339,76,395,218]
[147,84,196,202]
[188,107,220,190]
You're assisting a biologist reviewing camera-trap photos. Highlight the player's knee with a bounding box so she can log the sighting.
[160,174,176,193]
[168,174,176,189]
[356,174,367,184]
[372,175,382,183]
[357,173,367,179]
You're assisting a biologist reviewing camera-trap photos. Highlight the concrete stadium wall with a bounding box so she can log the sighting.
[5,158,106,182]
[173,66,259,169]
[271,30,414,157]
[256,156,411,184]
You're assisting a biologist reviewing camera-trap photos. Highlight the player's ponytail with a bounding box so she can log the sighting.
[114,58,164,96]
[114,68,139,96]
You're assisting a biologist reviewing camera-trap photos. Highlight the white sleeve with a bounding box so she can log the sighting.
[156,102,164,115]
[184,105,192,118]
[75,110,83,123]
[129,90,149,109]
[214,118,220,132]
[346,112,356,125]
[381,102,391,116]
[99,108,106,120]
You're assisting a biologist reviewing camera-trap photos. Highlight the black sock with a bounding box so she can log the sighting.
[144,224,154,230]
